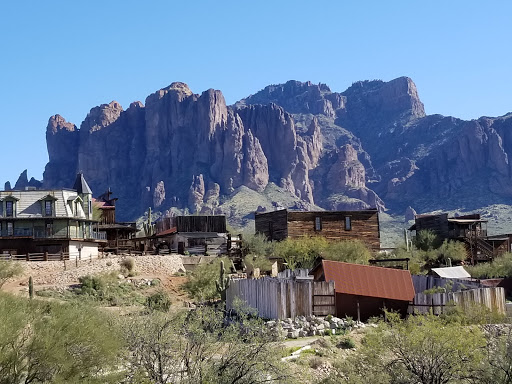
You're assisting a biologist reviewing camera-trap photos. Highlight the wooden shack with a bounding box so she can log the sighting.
[310,260,415,321]
[255,209,380,251]
[409,213,511,262]
[93,189,137,253]
[154,215,227,255]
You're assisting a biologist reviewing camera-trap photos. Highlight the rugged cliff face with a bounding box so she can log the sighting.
[14,76,511,222]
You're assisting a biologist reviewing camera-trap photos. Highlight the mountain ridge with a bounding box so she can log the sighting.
[6,77,512,227]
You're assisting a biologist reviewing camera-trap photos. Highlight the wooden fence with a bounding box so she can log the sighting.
[226,278,335,320]
[408,287,506,315]
[412,274,483,293]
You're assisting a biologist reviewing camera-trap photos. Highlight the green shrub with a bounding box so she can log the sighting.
[145,291,172,312]
[242,233,275,257]
[467,253,512,278]
[120,256,136,274]
[244,254,273,273]
[323,240,371,265]
[0,261,23,288]
[308,356,324,369]
[182,257,231,301]
[338,336,356,349]
[274,236,329,269]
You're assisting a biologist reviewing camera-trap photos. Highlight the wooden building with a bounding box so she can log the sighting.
[310,260,415,321]
[409,213,512,262]
[93,189,137,253]
[0,173,105,259]
[255,209,380,251]
[154,215,228,255]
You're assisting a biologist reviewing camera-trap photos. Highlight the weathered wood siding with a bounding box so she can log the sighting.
[175,216,226,233]
[287,210,380,251]
[226,278,335,319]
[414,213,449,238]
[409,287,506,315]
[255,209,288,241]
[154,216,227,233]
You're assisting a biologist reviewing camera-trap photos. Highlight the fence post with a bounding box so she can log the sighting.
[26,253,30,261]
[60,251,64,261]
[44,252,48,262]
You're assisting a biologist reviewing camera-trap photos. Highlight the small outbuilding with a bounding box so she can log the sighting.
[310,260,415,321]
[431,266,471,280]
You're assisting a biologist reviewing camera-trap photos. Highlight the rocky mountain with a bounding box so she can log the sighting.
[7,77,512,225]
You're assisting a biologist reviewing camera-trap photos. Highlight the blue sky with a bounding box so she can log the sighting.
[1,1,511,187]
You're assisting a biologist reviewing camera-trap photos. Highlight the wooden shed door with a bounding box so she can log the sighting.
[312,281,335,316]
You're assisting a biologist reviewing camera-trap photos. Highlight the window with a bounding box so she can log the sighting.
[345,216,352,231]
[89,200,92,215]
[5,201,13,217]
[45,221,53,237]
[7,222,13,236]
[45,200,52,216]
[315,216,322,231]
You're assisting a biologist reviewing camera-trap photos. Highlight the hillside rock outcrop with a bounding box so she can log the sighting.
[35,76,512,223]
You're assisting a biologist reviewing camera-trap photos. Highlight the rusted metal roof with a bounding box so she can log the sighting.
[318,260,415,301]
[155,227,177,238]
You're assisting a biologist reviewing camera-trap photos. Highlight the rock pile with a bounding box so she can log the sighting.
[267,315,368,339]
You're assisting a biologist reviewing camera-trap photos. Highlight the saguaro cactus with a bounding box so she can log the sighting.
[216,260,231,303]
[29,276,34,299]
[143,207,155,237]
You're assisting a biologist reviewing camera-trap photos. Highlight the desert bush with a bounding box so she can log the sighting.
[337,336,356,349]
[76,272,146,306]
[242,233,275,257]
[244,254,273,273]
[467,252,512,278]
[308,356,324,369]
[323,240,371,265]
[122,305,294,383]
[414,229,442,251]
[120,256,135,275]
[274,236,329,269]
[145,291,171,312]
[182,257,231,302]
[0,260,23,288]
[323,313,486,384]
[0,292,122,383]
[441,302,506,325]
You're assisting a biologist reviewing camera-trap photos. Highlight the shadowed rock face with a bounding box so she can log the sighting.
[36,76,512,221]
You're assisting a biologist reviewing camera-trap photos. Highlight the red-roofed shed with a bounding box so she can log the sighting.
[310,260,415,320]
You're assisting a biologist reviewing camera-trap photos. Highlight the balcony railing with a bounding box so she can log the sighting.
[0,229,106,241]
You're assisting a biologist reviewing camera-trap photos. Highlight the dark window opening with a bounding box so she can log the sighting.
[315,216,322,231]
[6,201,13,217]
[45,200,52,216]
[345,216,352,231]
[268,222,274,239]
[7,222,13,236]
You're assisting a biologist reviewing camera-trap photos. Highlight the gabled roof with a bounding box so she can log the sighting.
[2,195,20,201]
[73,173,93,195]
[312,260,415,301]
[38,194,58,201]
[431,266,471,279]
